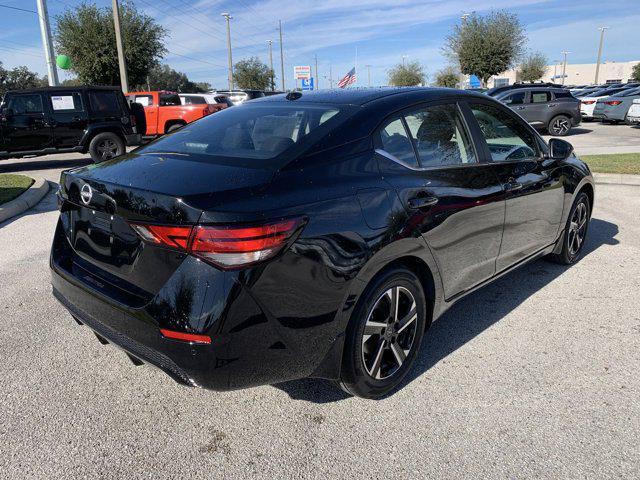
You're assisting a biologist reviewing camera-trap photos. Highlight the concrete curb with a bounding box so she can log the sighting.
[0,177,50,224]
[593,173,640,186]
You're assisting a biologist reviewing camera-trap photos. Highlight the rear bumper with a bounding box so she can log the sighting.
[51,265,224,389]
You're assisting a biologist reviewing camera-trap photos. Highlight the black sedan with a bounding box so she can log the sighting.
[51,88,594,399]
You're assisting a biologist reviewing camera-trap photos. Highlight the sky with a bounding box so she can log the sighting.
[0,0,638,89]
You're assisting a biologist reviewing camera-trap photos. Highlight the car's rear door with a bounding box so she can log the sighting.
[377,99,506,299]
[524,90,553,127]
[46,91,88,148]
[501,90,530,121]
[1,92,52,152]
[465,100,565,271]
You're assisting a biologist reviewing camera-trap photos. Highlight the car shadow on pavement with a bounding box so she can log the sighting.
[0,157,92,174]
[274,218,619,403]
[563,127,593,136]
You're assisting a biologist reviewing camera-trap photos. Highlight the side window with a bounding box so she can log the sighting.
[502,91,526,105]
[469,103,539,162]
[404,103,476,167]
[160,94,181,106]
[133,95,153,106]
[530,91,551,103]
[89,91,121,115]
[7,94,43,114]
[182,96,206,105]
[379,118,419,168]
[49,92,84,113]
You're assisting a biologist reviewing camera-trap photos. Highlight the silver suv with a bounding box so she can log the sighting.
[496,87,581,136]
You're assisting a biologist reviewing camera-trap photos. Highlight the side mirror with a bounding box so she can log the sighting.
[548,138,574,160]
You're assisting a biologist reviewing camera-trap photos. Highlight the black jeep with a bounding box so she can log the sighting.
[0,86,143,163]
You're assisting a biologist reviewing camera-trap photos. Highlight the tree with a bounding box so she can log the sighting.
[518,52,548,82]
[631,63,640,82]
[444,11,526,87]
[139,65,209,92]
[232,57,273,90]
[0,62,47,96]
[388,61,426,86]
[55,2,166,86]
[433,66,459,88]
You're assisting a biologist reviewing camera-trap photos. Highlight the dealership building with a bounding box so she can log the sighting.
[487,60,639,87]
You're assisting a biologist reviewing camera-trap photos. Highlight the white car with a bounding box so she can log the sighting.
[580,86,636,120]
[627,98,640,124]
[179,93,232,107]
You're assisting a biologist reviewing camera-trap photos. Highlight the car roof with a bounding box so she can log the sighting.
[250,87,486,106]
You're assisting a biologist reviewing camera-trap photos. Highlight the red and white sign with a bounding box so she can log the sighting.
[293,65,311,80]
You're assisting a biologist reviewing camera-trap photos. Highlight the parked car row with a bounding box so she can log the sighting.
[486,81,640,135]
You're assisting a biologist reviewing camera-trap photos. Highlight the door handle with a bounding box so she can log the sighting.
[548,103,558,107]
[408,195,439,209]
[504,181,523,192]
[515,106,526,110]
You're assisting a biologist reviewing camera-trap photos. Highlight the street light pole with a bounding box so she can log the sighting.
[594,26,609,84]
[314,54,319,90]
[267,40,274,91]
[112,0,128,93]
[365,64,372,87]
[221,13,233,92]
[36,0,58,86]
[561,51,571,86]
[278,20,285,91]
[402,55,408,67]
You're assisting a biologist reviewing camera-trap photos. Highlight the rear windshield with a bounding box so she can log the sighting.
[139,103,347,163]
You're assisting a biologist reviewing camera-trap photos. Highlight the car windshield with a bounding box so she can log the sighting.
[139,103,346,164]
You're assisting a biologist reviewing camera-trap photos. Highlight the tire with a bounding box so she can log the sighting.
[88,132,125,163]
[550,192,591,265]
[166,123,185,133]
[338,267,428,399]
[548,115,572,136]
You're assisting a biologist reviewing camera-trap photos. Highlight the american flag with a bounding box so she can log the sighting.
[337,67,357,88]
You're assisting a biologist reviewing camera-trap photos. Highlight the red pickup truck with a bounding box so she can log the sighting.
[126,91,223,136]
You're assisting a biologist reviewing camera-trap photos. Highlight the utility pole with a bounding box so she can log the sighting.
[36,0,58,86]
[594,27,609,84]
[267,40,274,91]
[111,0,128,92]
[365,64,372,87]
[314,54,318,90]
[561,51,571,86]
[222,13,233,92]
[278,20,285,91]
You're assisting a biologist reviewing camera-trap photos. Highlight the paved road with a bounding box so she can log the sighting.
[542,121,640,155]
[1,175,639,478]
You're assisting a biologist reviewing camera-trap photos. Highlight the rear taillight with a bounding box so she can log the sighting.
[605,100,622,106]
[130,218,304,269]
[203,107,211,116]
[130,114,137,126]
[581,100,595,105]
[160,329,211,344]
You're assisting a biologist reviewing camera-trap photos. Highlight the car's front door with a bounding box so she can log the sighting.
[501,90,531,122]
[376,100,506,299]
[1,93,52,152]
[47,91,88,148]
[466,101,565,271]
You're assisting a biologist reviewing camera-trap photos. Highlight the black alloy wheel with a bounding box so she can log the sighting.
[551,192,591,265]
[548,115,571,136]
[339,267,428,399]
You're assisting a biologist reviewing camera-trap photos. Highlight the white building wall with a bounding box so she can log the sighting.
[488,60,639,87]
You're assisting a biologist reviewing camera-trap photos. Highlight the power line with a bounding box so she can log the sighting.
[165,50,226,69]
[0,3,37,14]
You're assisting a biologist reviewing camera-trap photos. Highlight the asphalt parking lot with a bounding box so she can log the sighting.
[1,136,639,477]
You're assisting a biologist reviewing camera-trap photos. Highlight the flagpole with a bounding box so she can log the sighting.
[354,46,358,87]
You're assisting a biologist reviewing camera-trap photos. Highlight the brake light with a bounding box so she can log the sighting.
[581,100,595,105]
[605,100,622,105]
[203,107,211,116]
[130,114,136,126]
[130,218,304,269]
